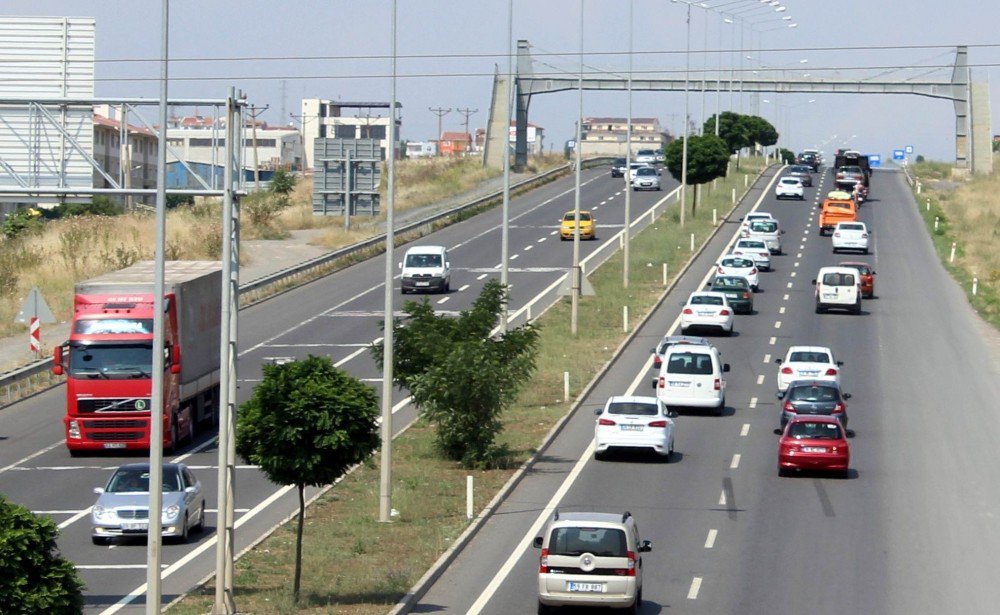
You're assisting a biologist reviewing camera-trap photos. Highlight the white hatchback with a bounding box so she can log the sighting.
[831,221,870,254]
[733,238,772,271]
[680,291,734,336]
[717,255,759,290]
[775,346,844,392]
[775,176,805,200]
[594,396,676,460]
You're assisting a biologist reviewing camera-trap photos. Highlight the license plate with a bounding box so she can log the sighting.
[415,282,430,287]
[620,424,643,432]
[668,381,690,387]
[103,442,127,449]
[802,447,827,453]
[801,370,819,376]
[823,293,838,300]
[697,311,714,316]
[567,582,605,593]
[122,522,148,531]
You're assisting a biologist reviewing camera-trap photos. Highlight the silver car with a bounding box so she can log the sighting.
[631,166,661,191]
[91,462,206,545]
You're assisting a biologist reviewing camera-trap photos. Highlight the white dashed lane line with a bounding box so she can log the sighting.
[549,230,558,235]
[524,245,533,251]
[793,261,800,268]
[749,397,758,408]
[510,254,519,260]
[476,273,488,280]
[779,306,786,314]
[775,321,782,329]
[437,297,450,305]
[688,577,704,600]
[756,374,765,385]
[763,353,771,363]
[790,271,797,278]
[459,285,470,292]
[769,336,777,345]
[705,530,718,549]
[787,282,793,289]
[537,237,546,243]
[783,294,789,301]
[718,490,727,506]
[796,252,802,258]
[740,423,750,437]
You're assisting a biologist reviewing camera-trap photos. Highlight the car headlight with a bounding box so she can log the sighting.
[92,504,109,519]
[163,504,181,520]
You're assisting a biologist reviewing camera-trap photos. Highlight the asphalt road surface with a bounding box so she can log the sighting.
[0,166,683,613]
[410,166,1000,615]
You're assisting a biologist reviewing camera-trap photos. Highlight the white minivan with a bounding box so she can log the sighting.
[813,266,862,314]
[399,245,451,294]
[653,344,730,415]
[746,218,783,255]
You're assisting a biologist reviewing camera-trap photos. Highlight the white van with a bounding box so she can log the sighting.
[399,245,451,294]
[746,218,783,255]
[812,266,861,314]
[652,344,730,415]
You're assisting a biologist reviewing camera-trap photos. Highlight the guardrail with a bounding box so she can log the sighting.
[0,157,615,404]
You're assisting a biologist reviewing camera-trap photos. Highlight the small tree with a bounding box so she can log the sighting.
[778,148,795,165]
[269,168,297,195]
[236,355,380,603]
[740,115,778,155]
[665,134,732,217]
[0,497,84,614]
[706,111,751,168]
[372,280,540,467]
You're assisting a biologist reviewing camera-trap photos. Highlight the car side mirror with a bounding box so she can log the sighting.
[780,230,786,234]
[185,486,197,493]
[723,363,731,372]
[871,270,876,275]
[651,378,658,390]
[775,358,783,364]
[776,391,785,399]
[532,536,544,548]
[836,361,844,366]
[667,409,679,419]
[594,408,603,416]
[639,540,653,553]
[846,429,856,439]
[773,428,783,435]
[811,279,817,285]
[93,487,105,495]
[843,393,852,400]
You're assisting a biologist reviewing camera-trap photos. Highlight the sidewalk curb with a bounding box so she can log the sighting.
[385,162,778,615]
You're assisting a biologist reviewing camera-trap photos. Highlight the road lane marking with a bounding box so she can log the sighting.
[459,284,470,292]
[749,397,758,408]
[786,282,793,289]
[783,294,789,301]
[793,261,799,268]
[796,253,802,258]
[537,237,546,243]
[756,375,765,385]
[705,529,718,548]
[779,306,786,314]
[790,271,797,278]
[799,244,805,249]
[77,564,167,570]
[0,440,64,475]
[510,254,519,261]
[763,354,771,363]
[477,273,488,280]
[524,245,533,251]
[740,423,750,437]
[170,436,217,465]
[58,510,91,530]
[688,577,703,599]
[730,454,741,469]
[437,297,450,305]
[774,321,782,329]
[335,346,370,368]
[769,337,776,345]
[718,490,727,506]
[550,230,558,235]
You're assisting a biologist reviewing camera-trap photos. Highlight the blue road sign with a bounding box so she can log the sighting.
[868,154,881,168]
[892,149,905,161]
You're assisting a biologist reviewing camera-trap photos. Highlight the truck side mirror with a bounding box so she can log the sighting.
[170,345,181,375]
[397,262,403,269]
[52,345,65,376]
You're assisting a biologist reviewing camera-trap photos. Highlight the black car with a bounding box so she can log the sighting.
[777,380,851,428]
[610,158,627,178]
[706,275,753,314]
[797,152,819,172]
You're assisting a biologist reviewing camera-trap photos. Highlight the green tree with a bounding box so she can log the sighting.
[0,497,84,614]
[740,115,779,152]
[705,111,751,166]
[236,355,380,604]
[46,196,124,219]
[269,168,297,195]
[1,207,44,239]
[372,280,540,467]
[778,148,795,164]
[665,134,732,217]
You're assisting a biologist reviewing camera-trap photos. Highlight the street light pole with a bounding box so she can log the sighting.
[571,0,584,336]
[500,0,513,331]
[680,0,691,227]
[623,0,633,289]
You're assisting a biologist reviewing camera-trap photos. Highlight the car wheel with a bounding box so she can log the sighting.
[863,248,869,255]
[194,502,205,533]
[180,513,190,544]
[444,280,450,293]
[537,601,553,615]
[778,467,790,477]
[716,399,725,417]
[594,450,606,461]
[852,301,862,315]
[815,304,824,314]
[92,536,108,546]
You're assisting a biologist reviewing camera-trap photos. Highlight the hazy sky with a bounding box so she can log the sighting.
[4,1,999,162]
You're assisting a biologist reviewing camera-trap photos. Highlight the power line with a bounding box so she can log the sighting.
[455,107,478,153]
[428,106,451,142]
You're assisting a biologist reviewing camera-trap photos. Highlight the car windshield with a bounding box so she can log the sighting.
[714,277,747,289]
[822,272,856,286]
[788,422,843,440]
[690,295,724,306]
[563,212,592,222]
[405,253,442,268]
[789,351,831,364]
[788,385,839,402]
[636,168,656,177]
[607,402,658,416]
[638,150,655,156]
[106,467,183,493]
[750,221,778,233]
[722,258,753,268]
[667,352,714,375]
[548,527,627,557]
[614,158,626,165]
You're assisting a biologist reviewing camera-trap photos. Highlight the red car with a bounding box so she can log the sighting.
[839,261,875,298]
[777,415,850,477]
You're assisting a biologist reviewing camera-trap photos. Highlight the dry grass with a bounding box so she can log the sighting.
[167,161,759,615]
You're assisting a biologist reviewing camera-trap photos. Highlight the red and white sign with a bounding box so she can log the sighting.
[29,317,40,352]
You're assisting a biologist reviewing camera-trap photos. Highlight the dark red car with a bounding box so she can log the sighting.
[839,261,875,298]
[777,415,850,477]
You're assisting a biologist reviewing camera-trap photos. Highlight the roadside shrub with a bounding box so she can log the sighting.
[243,191,291,237]
[2,208,44,239]
[269,168,297,195]
[47,196,124,219]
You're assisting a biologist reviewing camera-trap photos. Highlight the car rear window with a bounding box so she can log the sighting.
[789,351,831,363]
[788,422,843,440]
[788,385,840,402]
[780,179,799,185]
[750,221,777,233]
[667,352,714,375]
[738,240,766,249]
[564,213,592,222]
[840,223,864,231]
[714,277,747,289]
[822,272,856,286]
[828,203,851,211]
[722,257,753,268]
[607,402,658,416]
[548,527,627,557]
[690,295,724,306]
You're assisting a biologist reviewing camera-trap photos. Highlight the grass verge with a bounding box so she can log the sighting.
[911,160,1000,330]
[168,160,765,615]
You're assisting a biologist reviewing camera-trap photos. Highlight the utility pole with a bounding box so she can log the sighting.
[429,107,451,154]
[246,104,269,190]
[456,108,478,154]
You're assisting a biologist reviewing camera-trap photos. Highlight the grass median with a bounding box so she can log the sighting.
[169,161,764,615]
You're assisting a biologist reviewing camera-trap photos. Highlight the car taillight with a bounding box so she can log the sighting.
[539,548,549,573]
[653,357,662,369]
[751,268,758,275]
[682,308,693,314]
[760,252,768,258]
[598,418,616,426]
[615,551,637,576]
[718,266,724,274]
[648,420,668,428]
[658,376,665,389]
[781,367,792,374]
[719,309,731,316]
[833,402,846,414]
[783,401,794,412]
[825,368,838,376]
[714,378,721,391]
[743,292,751,299]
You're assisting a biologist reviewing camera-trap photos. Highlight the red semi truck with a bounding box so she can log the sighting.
[53,261,222,455]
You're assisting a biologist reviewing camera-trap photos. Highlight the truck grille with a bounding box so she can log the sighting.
[77,398,150,413]
[83,420,146,429]
[116,509,149,520]
[89,431,144,442]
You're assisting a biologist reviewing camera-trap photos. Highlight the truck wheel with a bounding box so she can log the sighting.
[166,419,179,454]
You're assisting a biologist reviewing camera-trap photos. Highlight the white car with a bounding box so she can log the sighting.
[775,176,805,200]
[631,166,661,191]
[653,343,730,414]
[625,162,654,182]
[831,221,870,254]
[740,211,777,237]
[635,149,658,164]
[680,291,734,336]
[746,218,782,255]
[593,396,676,460]
[813,266,862,314]
[775,346,844,392]
[733,238,772,271]
[717,255,759,291]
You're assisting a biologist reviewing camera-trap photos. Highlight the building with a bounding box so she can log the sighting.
[93,105,158,204]
[509,121,545,156]
[300,99,401,169]
[580,117,670,157]
[406,141,438,158]
[439,132,471,157]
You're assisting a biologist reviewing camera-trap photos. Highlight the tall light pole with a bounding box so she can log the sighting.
[500,0,513,331]
[379,0,398,524]
[570,0,584,336]
[676,0,692,227]
[623,0,633,289]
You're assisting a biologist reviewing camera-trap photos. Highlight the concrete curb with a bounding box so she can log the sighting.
[385,162,778,615]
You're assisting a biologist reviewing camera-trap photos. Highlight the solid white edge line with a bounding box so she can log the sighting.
[0,440,64,475]
[704,529,718,549]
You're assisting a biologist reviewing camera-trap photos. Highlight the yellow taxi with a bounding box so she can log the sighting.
[559,210,596,241]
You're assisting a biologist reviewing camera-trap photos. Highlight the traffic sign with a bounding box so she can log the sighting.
[15,287,55,324]
[868,154,881,168]
[905,145,914,154]
[892,149,906,161]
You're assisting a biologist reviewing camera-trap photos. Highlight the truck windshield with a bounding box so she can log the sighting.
[69,343,153,379]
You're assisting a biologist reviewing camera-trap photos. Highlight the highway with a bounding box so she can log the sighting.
[411,166,1000,614]
[0,165,682,612]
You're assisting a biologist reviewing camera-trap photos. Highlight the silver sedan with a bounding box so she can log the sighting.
[91,462,206,545]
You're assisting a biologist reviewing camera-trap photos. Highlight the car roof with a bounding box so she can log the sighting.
[659,334,710,346]
[720,254,753,264]
[405,245,446,255]
[779,176,801,182]
[114,463,183,472]
[665,342,716,355]
[835,221,866,226]
[689,291,727,300]
[713,275,748,283]
[787,345,832,353]
[817,266,860,275]
[786,414,842,425]
[552,511,632,527]
[786,379,843,390]
[839,261,871,268]
[606,395,659,405]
